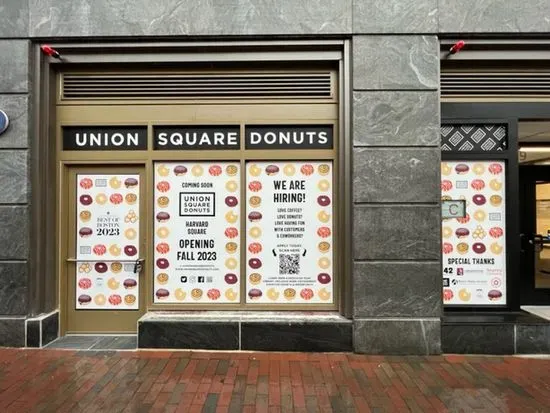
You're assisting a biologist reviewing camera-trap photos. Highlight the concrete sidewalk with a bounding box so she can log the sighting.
[0,348,548,412]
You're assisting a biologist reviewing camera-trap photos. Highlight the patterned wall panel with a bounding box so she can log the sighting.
[441,125,507,152]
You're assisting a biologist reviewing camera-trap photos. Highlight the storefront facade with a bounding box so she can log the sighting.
[0,1,549,354]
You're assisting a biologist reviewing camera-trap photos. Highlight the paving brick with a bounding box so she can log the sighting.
[0,350,547,412]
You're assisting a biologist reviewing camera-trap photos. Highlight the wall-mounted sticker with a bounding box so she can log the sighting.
[154,126,240,150]
[441,200,466,219]
[245,125,333,150]
[75,174,140,310]
[245,161,333,304]
[441,161,506,306]
[63,127,147,150]
[153,162,240,303]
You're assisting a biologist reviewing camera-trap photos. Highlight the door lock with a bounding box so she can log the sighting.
[133,259,144,274]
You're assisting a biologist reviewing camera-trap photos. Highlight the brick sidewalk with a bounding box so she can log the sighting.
[0,349,549,412]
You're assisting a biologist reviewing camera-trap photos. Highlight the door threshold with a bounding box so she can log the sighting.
[44,334,137,350]
[521,305,550,321]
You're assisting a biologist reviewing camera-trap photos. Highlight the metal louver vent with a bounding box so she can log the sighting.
[441,70,550,98]
[62,72,333,101]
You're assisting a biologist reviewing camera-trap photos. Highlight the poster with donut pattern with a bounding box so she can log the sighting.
[75,174,140,310]
[441,161,506,306]
[75,261,139,310]
[153,162,240,303]
[245,161,333,304]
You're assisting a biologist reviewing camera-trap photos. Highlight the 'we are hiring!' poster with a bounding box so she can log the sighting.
[245,161,333,304]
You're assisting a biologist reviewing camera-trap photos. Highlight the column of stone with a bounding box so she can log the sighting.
[0,1,30,347]
[351,1,442,354]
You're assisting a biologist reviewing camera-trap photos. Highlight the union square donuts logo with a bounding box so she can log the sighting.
[75,174,140,310]
[153,162,240,303]
[245,161,333,304]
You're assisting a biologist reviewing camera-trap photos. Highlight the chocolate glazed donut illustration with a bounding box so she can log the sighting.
[317,195,331,207]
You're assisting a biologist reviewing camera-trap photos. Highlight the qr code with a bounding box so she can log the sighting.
[279,254,300,275]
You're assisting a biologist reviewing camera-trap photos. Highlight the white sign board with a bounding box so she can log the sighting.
[245,161,333,304]
[153,162,241,303]
[75,174,140,310]
[441,161,506,305]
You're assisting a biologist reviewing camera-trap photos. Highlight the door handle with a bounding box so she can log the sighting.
[66,258,144,274]
[528,235,544,252]
[66,258,145,263]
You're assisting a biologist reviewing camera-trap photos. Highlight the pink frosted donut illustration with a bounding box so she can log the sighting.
[208,165,222,176]
[156,243,170,254]
[300,164,314,176]
[441,180,453,191]
[248,243,262,254]
[317,227,331,238]
[108,294,122,306]
[488,163,503,175]
[93,244,107,256]
[225,227,239,238]
[110,193,123,204]
[248,181,262,192]
[207,289,221,300]
[442,242,453,254]
[300,288,314,300]
[78,278,92,289]
[456,213,470,224]
[156,181,170,193]
[79,178,93,189]
[489,227,503,238]
[471,179,485,190]
[443,289,454,302]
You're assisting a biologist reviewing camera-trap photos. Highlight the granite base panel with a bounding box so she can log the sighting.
[442,324,515,355]
[353,319,441,355]
[241,322,352,352]
[25,311,59,348]
[138,314,352,352]
[516,325,550,354]
[41,311,59,347]
[26,320,40,347]
[0,317,25,347]
[138,321,239,350]
[442,312,550,355]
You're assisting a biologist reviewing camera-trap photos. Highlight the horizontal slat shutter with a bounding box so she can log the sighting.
[62,72,334,101]
[442,69,550,99]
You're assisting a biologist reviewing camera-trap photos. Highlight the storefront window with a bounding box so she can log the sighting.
[441,161,506,305]
[75,174,141,310]
[153,162,241,303]
[245,161,333,304]
[149,125,337,307]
